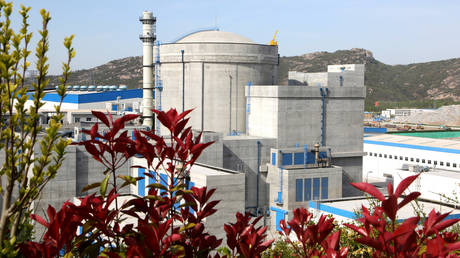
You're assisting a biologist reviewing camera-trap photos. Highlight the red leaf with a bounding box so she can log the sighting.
[391,217,419,240]
[382,195,398,221]
[398,192,421,210]
[433,218,460,233]
[30,214,49,227]
[83,141,100,157]
[350,182,385,201]
[176,108,194,122]
[394,174,419,198]
[344,223,369,237]
[92,111,110,127]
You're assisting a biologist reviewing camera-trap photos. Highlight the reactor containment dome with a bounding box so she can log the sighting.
[160,30,279,135]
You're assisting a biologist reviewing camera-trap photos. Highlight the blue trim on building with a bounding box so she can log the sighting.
[364,127,387,133]
[270,206,288,232]
[27,89,143,104]
[364,139,460,154]
[308,201,357,219]
[270,206,288,215]
[138,168,145,196]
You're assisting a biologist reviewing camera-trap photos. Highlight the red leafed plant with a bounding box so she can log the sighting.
[20,109,223,257]
[345,174,460,257]
[278,208,348,257]
[19,202,81,257]
[223,212,274,258]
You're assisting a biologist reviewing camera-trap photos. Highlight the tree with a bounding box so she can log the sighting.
[0,1,74,254]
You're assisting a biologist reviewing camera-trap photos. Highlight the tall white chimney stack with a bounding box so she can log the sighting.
[139,11,156,128]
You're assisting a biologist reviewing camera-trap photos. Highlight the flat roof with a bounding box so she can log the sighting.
[391,130,460,139]
[364,134,460,154]
[310,198,460,221]
[27,89,143,104]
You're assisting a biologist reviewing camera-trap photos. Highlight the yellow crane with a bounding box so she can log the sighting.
[269,30,278,46]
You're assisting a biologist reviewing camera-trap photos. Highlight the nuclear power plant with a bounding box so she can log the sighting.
[15,10,367,238]
[134,11,366,235]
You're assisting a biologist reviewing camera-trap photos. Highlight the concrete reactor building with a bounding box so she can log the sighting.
[159,30,279,134]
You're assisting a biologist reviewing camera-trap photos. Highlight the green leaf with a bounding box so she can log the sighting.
[100,174,110,197]
[179,223,196,232]
[146,183,168,191]
[81,182,101,193]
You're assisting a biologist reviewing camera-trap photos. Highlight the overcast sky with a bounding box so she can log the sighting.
[12,0,460,74]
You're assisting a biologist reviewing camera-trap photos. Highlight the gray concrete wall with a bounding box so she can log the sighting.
[288,71,328,86]
[206,173,245,240]
[247,85,365,152]
[196,131,224,168]
[332,156,363,197]
[222,136,277,211]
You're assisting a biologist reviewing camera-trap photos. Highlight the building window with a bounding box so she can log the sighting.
[434,161,438,165]
[294,153,305,165]
[416,158,420,163]
[86,117,91,122]
[368,152,372,156]
[428,160,432,164]
[282,153,293,166]
[440,162,444,166]
[389,155,392,159]
[422,159,426,164]
[379,154,382,158]
[384,154,387,158]
[304,179,312,201]
[394,155,398,160]
[75,117,80,123]
[453,163,457,168]
[446,162,450,167]
[313,178,320,200]
[399,156,403,160]
[374,153,377,157]
[321,177,328,199]
[405,157,408,161]
[295,179,303,202]
[410,158,414,162]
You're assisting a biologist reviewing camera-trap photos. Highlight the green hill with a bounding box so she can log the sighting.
[46,48,460,110]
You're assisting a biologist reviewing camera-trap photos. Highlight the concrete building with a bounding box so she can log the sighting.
[364,133,460,202]
[159,30,279,135]
[25,88,142,113]
[130,156,245,240]
[266,146,343,231]
[288,64,364,87]
[308,197,460,224]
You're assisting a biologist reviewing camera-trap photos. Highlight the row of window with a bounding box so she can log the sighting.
[74,117,93,123]
[368,152,458,168]
[295,177,328,202]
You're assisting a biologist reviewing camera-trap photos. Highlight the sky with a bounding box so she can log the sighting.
[11,0,460,75]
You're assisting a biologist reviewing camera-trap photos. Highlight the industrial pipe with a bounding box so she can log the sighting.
[229,74,232,135]
[320,87,329,146]
[181,50,185,113]
[201,62,205,132]
[256,140,261,212]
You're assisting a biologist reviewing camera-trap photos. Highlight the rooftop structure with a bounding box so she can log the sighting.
[309,197,460,224]
[364,134,460,202]
[25,88,142,113]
